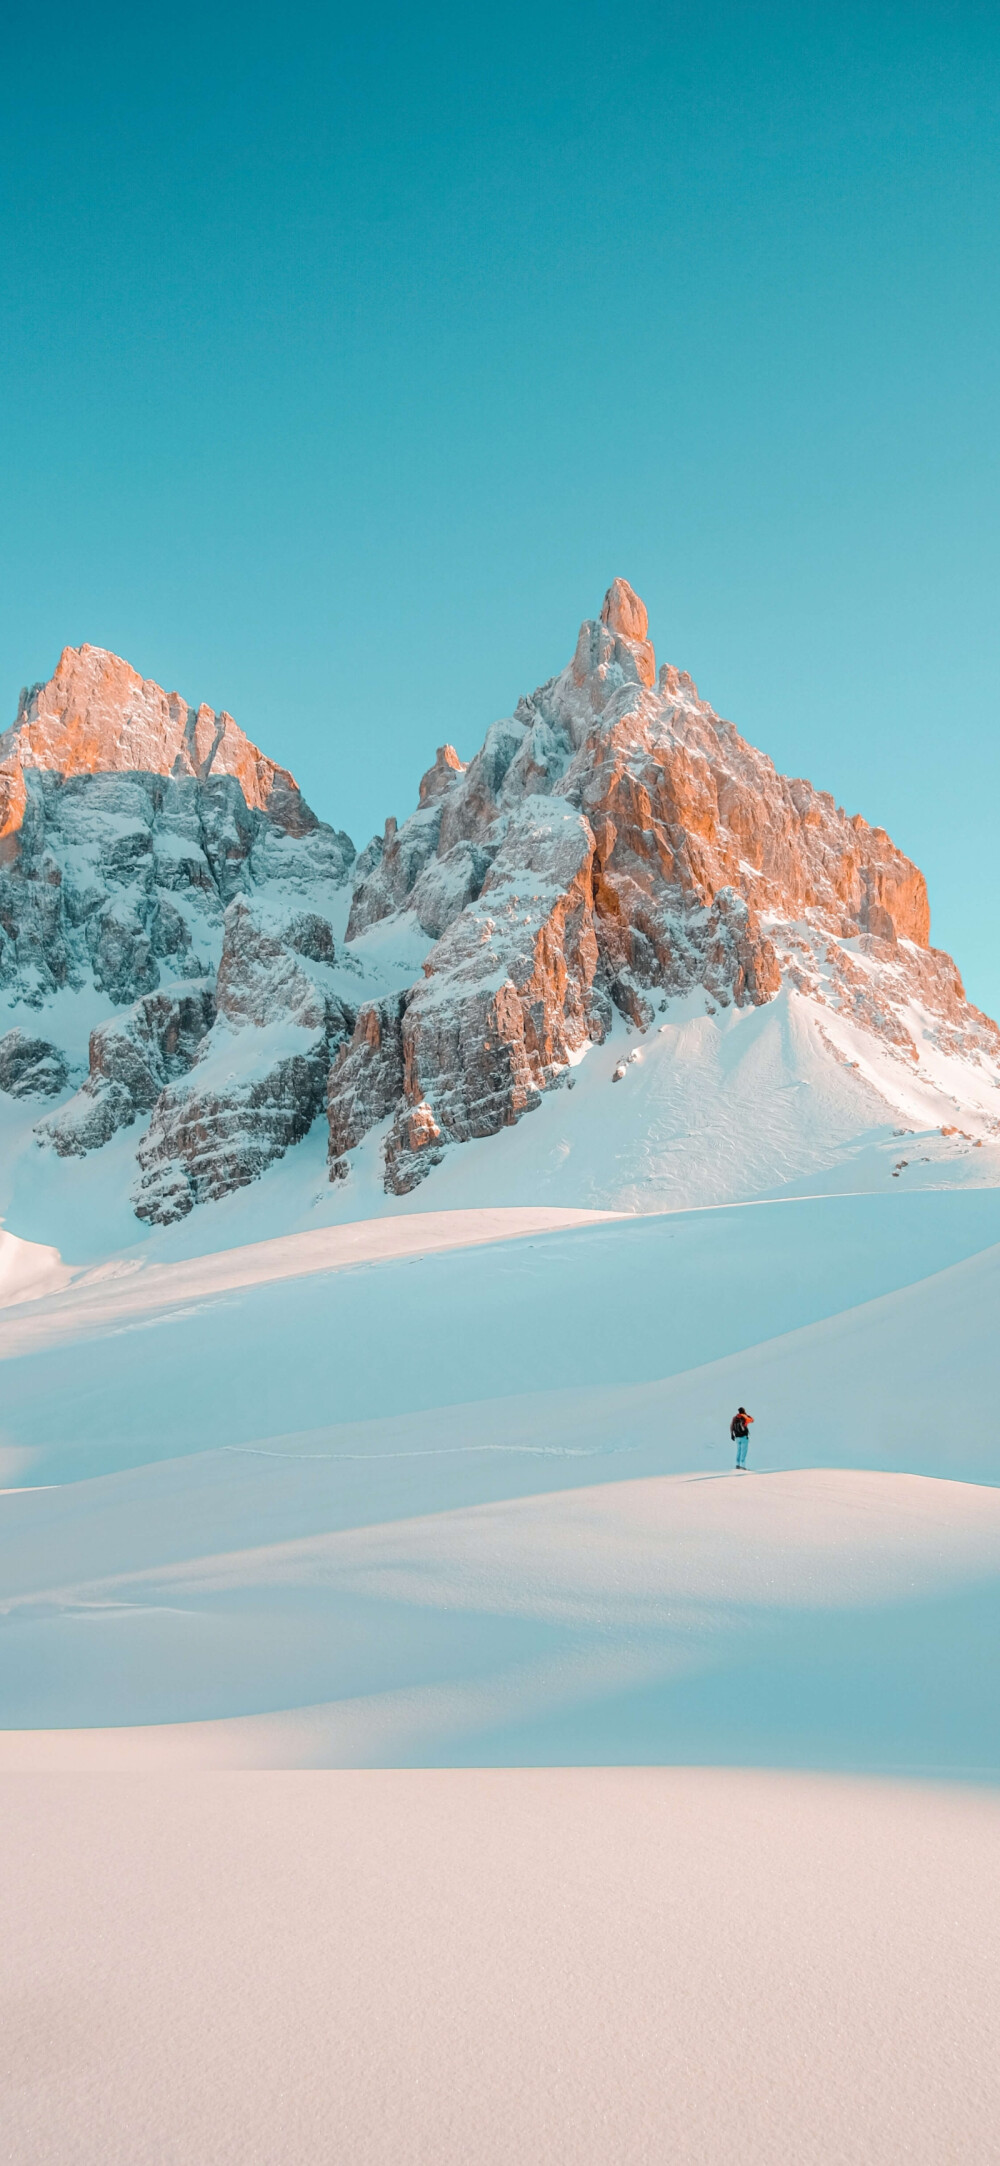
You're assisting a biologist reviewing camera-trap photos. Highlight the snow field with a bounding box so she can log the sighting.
[1,1191,999,1767]
[2,1466,997,1773]
[3,1186,1000,2166]
[3,1187,1000,1484]
[4,1767,1000,2166]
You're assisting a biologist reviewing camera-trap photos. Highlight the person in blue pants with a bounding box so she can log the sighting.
[730,1406,753,1468]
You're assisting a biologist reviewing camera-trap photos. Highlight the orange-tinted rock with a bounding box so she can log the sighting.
[418,745,466,807]
[1,644,317,837]
[381,800,602,1191]
[599,577,656,686]
[327,995,406,1177]
[601,577,649,643]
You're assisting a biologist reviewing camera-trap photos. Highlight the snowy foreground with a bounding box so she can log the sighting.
[6,1769,999,2166]
[3,1189,1000,2161]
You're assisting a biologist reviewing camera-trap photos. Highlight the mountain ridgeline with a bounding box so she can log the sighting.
[1,585,997,1221]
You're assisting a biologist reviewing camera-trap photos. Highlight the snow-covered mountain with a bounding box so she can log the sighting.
[1,586,999,1251]
[0,642,362,1219]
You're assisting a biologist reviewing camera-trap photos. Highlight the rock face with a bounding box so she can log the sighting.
[1,643,316,834]
[335,579,998,1192]
[327,996,406,1178]
[381,798,601,1192]
[131,897,356,1222]
[38,985,217,1156]
[0,1029,69,1099]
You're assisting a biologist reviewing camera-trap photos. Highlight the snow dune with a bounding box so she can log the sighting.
[0,1226,73,1307]
[4,1188,1000,1485]
[0,1204,619,1356]
[2,1463,998,1770]
[1,1189,1000,1767]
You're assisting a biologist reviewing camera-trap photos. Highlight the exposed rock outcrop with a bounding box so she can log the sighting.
[4,601,998,1222]
[2,643,318,833]
[0,644,360,1216]
[37,984,216,1156]
[132,895,355,1222]
[346,746,469,940]
[0,1029,69,1099]
[382,799,601,1191]
[327,995,406,1177]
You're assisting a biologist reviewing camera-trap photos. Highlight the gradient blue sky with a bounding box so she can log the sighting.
[2,2,998,1006]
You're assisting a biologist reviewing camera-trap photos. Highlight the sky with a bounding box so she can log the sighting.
[2,0,999,1008]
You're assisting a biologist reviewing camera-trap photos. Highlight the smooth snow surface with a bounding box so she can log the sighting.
[0,1205,619,1357]
[0,1226,73,1307]
[5,1769,1000,2166]
[2,1467,997,1773]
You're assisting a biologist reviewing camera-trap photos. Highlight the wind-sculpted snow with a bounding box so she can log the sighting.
[4,1194,1000,1743]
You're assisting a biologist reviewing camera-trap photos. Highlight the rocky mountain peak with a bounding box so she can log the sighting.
[600,577,649,644]
[2,642,315,837]
[571,578,657,692]
[0,641,357,1219]
[418,744,467,807]
[330,581,999,1193]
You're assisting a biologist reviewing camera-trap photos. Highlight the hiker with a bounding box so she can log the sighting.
[730,1406,753,1469]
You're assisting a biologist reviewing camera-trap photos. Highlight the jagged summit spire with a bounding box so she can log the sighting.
[600,578,648,644]
[587,578,656,688]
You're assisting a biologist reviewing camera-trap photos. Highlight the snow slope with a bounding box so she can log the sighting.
[2,1466,997,1776]
[3,981,1000,1271]
[1,1190,999,1771]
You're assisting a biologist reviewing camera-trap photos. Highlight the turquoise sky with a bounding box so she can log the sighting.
[2,2,998,1008]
